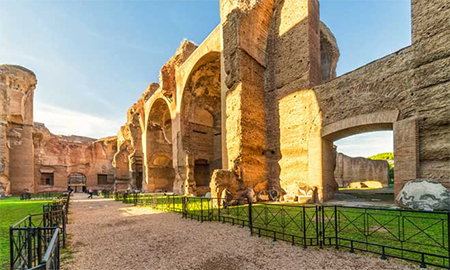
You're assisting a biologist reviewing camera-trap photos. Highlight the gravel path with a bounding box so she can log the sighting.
[63,194,418,270]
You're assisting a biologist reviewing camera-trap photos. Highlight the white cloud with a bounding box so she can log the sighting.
[334,131,393,158]
[34,104,122,139]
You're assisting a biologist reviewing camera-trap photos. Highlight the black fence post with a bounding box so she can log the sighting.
[249,200,253,236]
[318,206,323,249]
[173,196,175,212]
[10,227,14,269]
[62,209,66,248]
[208,199,212,221]
[334,205,339,250]
[218,198,221,222]
[37,228,42,263]
[321,206,325,249]
[27,227,33,268]
[182,197,186,218]
[302,205,307,249]
[447,211,450,268]
[200,198,204,223]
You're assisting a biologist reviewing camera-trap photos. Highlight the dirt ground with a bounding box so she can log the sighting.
[63,193,418,270]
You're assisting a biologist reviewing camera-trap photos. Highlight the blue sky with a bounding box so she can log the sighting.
[0,0,411,157]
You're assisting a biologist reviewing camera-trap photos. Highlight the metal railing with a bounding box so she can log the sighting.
[129,194,450,269]
[29,229,60,270]
[10,193,70,270]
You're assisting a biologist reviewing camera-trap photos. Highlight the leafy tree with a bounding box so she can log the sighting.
[368,152,394,160]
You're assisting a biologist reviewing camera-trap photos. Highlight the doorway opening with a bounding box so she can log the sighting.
[332,131,394,206]
[68,172,87,193]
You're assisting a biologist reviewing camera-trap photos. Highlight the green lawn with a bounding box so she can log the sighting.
[0,197,51,269]
[129,195,449,268]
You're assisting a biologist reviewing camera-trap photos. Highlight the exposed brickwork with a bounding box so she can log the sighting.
[2,0,450,203]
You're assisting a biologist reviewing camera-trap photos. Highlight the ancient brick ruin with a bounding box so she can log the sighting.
[0,65,117,195]
[1,0,449,204]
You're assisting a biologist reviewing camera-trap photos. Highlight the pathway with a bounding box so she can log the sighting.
[63,193,417,270]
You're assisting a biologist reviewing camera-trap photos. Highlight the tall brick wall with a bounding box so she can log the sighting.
[411,0,450,186]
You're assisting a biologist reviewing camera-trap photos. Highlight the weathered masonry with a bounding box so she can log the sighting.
[0,65,117,195]
[1,0,449,203]
[113,0,450,202]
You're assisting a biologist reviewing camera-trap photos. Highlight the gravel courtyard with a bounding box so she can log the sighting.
[63,194,418,270]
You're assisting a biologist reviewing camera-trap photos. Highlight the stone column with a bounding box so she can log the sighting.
[219,0,275,196]
[393,118,419,197]
[264,0,322,199]
[0,65,37,195]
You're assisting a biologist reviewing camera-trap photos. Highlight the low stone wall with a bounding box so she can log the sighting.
[334,153,389,188]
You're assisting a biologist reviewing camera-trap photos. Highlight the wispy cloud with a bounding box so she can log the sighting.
[334,131,393,158]
[34,104,122,139]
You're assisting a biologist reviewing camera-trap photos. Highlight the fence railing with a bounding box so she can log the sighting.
[10,193,70,270]
[123,194,450,269]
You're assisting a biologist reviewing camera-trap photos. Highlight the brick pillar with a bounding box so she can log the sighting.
[264,0,322,197]
[220,0,275,190]
[393,118,419,197]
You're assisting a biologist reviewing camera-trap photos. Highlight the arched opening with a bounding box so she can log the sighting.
[321,112,400,205]
[68,172,87,193]
[181,52,222,196]
[146,98,175,192]
[333,131,394,205]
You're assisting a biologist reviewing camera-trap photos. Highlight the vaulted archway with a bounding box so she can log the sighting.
[146,98,175,192]
[180,52,222,196]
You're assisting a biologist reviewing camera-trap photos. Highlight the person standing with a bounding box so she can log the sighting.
[88,189,93,199]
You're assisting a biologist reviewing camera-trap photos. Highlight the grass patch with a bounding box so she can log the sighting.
[0,197,51,268]
[134,196,449,268]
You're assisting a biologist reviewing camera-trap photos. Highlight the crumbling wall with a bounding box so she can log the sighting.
[334,153,389,188]
[320,22,340,82]
[314,46,417,198]
[112,83,154,191]
[311,0,450,198]
[0,65,37,195]
[214,0,275,200]
[140,40,198,194]
[146,98,174,192]
[411,0,450,187]
[33,123,117,192]
[180,55,222,196]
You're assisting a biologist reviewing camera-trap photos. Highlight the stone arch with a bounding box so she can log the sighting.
[146,98,175,192]
[322,110,399,141]
[320,110,418,199]
[179,51,222,196]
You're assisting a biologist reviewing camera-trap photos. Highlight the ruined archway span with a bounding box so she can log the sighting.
[178,51,222,196]
[322,110,399,141]
[178,51,221,111]
[145,96,175,192]
[144,94,174,133]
